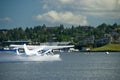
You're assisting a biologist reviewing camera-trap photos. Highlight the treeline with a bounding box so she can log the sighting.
[0,23,120,49]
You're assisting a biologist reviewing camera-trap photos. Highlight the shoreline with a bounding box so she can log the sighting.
[80,50,120,52]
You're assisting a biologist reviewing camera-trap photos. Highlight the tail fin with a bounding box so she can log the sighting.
[16,49,20,55]
[23,44,31,55]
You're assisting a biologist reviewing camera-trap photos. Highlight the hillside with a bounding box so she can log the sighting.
[92,44,120,51]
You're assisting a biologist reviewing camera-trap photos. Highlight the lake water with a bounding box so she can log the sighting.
[0,52,120,80]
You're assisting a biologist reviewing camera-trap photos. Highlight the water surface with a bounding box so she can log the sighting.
[0,52,120,80]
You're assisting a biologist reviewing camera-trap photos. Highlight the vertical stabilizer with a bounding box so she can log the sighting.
[16,49,20,55]
[23,44,31,55]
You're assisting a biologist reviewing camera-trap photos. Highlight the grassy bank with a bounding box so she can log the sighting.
[92,44,120,51]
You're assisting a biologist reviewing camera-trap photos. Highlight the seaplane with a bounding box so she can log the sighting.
[10,44,74,57]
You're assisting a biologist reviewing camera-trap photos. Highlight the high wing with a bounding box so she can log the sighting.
[10,44,74,50]
[43,45,74,50]
[10,44,40,50]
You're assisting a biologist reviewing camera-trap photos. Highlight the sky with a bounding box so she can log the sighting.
[0,0,120,29]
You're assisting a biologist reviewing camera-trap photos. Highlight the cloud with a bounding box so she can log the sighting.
[60,0,120,11]
[60,0,74,3]
[42,0,120,19]
[43,4,49,10]
[36,10,88,25]
[0,17,12,22]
